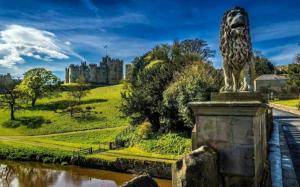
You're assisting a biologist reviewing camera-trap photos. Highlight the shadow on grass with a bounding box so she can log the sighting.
[73,115,107,123]
[25,98,108,111]
[3,116,45,129]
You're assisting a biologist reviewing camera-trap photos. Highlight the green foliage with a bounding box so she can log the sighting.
[0,142,71,163]
[67,75,90,103]
[253,51,275,77]
[116,125,191,155]
[140,133,191,155]
[137,121,152,139]
[18,68,59,107]
[0,74,22,120]
[287,62,300,96]
[162,61,222,129]
[120,39,215,131]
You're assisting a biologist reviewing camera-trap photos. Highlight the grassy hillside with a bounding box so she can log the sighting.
[0,84,190,162]
[0,85,128,135]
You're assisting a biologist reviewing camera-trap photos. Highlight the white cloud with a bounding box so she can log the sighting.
[263,44,300,65]
[65,41,71,46]
[0,24,74,68]
[252,21,300,42]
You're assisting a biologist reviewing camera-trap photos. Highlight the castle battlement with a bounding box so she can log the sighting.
[65,56,123,85]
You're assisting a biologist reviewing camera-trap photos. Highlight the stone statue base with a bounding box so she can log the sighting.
[189,100,268,187]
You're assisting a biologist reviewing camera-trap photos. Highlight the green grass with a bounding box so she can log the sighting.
[271,98,300,108]
[0,84,190,162]
[45,127,126,144]
[0,85,128,135]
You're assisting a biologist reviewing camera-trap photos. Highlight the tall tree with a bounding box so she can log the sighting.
[18,68,59,107]
[120,39,215,131]
[0,74,21,120]
[253,51,275,77]
[288,61,300,97]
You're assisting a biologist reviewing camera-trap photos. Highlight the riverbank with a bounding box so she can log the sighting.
[0,141,173,179]
[0,160,172,187]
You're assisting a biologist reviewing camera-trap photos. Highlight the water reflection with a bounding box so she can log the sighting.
[0,160,171,187]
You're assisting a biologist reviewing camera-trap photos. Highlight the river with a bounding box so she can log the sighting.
[0,160,171,187]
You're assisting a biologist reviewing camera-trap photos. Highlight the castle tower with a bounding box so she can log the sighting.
[89,64,97,83]
[69,64,78,83]
[64,67,69,83]
[107,57,123,85]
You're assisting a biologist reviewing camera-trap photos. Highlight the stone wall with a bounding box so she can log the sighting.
[172,146,219,187]
[188,100,269,187]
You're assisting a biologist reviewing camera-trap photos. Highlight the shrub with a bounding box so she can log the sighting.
[162,62,222,130]
[140,133,191,155]
[137,121,152,139]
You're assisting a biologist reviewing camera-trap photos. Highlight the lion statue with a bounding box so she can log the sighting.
[220,7,254,92]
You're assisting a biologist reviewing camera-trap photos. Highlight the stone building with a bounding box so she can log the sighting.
[254,74,288,93]
[65,56,123,85]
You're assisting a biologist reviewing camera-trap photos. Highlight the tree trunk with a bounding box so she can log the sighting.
[10,104,15,120]
[31,98,37,107]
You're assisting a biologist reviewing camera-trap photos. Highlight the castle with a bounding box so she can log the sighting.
[65,56,123,85]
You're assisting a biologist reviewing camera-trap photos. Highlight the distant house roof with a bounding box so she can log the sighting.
[255,74,288,81]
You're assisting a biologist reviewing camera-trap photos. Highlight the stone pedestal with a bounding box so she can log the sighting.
[189,100,268,187]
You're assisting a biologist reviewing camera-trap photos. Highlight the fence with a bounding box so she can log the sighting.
[72,141,125,156]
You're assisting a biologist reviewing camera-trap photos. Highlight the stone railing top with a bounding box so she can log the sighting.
[188,101,268,116]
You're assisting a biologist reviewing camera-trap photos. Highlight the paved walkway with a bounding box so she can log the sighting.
[273,109,300,186]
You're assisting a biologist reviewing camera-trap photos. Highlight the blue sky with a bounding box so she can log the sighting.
[0,0,300,79]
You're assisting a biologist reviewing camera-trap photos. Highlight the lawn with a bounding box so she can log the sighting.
[0,85,128,135]
[0,84,190,162]
[271,98,300,108]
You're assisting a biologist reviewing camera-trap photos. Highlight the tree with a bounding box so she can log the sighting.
[67,75,89,104]
[0,74,21,120]
[120,39,215,132]
[287,62,300,97]
[66,76,89,117]
[162,61,222,130]
[18,68,59,107]
[253,51,275,78]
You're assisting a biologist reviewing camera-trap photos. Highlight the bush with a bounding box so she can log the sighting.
[298,101,300,110]
[137,121,152,139]
[0,143,71,163]
[162,62,222,130]
[140,133,191,155]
